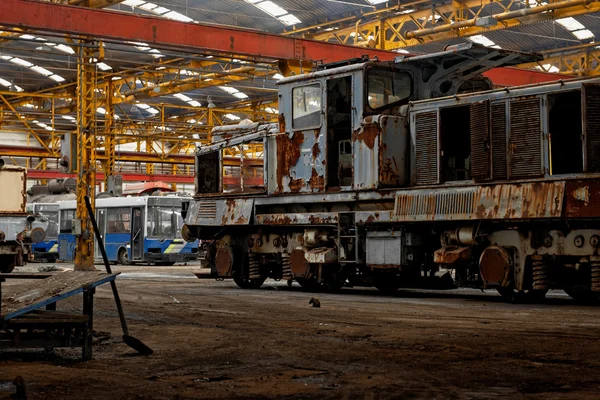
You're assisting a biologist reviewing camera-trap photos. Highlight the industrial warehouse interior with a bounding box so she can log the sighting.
[2,0,600,398]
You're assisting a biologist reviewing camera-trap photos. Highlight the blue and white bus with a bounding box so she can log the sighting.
[27,203,60,262]
[58,196,198,265]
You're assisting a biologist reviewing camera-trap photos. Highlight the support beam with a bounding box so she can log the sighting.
[27,169,195,184]
[74,43,97,271]
[0,0,399,62]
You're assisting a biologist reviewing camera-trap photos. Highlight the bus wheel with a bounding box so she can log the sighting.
[0,255,16,273]
[233,273,265,289]
[118,248,130,265]
[565,285,600,304]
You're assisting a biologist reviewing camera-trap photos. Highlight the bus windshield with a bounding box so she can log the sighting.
[147,204,183,239]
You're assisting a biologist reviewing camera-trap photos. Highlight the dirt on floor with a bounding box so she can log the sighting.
[1,263,600,400]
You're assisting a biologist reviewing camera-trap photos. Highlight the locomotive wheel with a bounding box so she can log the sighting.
[496,287,548,304]
[233,272,265,289]
[564,285,600,304]
[0,255,16,273]
[118,248,130,265]
[374,280,401,295]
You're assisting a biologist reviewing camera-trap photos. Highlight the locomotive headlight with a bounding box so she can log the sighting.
[574,235,585,248]
[591,235,600,248]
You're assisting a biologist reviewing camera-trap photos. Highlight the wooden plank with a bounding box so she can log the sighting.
[0,274,54,280]
[1,271,118,321]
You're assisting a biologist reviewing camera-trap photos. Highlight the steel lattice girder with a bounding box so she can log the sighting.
[305,0,600,51]
[517,44,600,76]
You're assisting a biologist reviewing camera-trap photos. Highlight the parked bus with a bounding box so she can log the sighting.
[26,202,60,262]
[58,196,198,265]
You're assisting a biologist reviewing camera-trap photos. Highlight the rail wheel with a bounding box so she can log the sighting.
[0,255,16,273]
[564,285,600,304]
[497,287,548,304]
[233,272,265,289]
[373,272,401,295]
[118,248,130,266]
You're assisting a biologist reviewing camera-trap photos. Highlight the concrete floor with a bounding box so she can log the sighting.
[1,262,600,399]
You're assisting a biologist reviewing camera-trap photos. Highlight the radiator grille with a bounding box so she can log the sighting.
[414,111,438,185]
[584,84,600,172]
[394,188,477,220]
[491,102,508,180]
[509,98,542,179]
[470,101,490,181]
[198,201,217,219]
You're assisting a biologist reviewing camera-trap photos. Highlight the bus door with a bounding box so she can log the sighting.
[131,207,144,260]
[94,208,107,259]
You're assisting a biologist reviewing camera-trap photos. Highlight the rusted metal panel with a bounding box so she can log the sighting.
[582,83,600,172]
[255,212,338,225]
[379,115,408,187]
[491,101,508,180]
[353,122,379,190]
[392,181,565,221]
[414,111,438,185]
[305,247,337,264]
[509,97,543,179]
[433,246,471,265]
[185,198,253,226]
[470,101,491,181]
[0,166,27,214]
[355,211,393,223]
[564,179,600,218]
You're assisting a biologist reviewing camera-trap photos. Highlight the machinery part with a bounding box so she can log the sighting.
[434,245,471,266]
[441,226,479,246]
[248,252,261,280]
[281,253,293,280]
[591,259,600,292]
[0,255,16,273]
[181,224,196,242]
[118,248,130,266]
[479,246,512,288]
[0,230,5,242]
[215,248,234,278]
[0,158,4,168]
[304,230,328,247]
[28,227,46,244]
[531,255,550,291]
[290,247,311,279]
[564,285,600,304]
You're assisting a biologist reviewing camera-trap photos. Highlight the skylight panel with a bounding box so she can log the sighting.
[62,115,75,121]
[278,14,301,26]
[257,1,287,17]
[273,73,284,80]
[572,29,594,40]
[163,11,193,22]
[188,100,201,107]
[9,58,33,67]
[19,34,35,40]
[219,86,238,94]
[233,92,249,99]
[557,17,585,31]
[54,44,75,54]
[556,17,594,40]
[174,93,193,102]
[31,66,53,76]
[366,0,388,4]
[49,75,65,82]
[0,78,11,87]
[139,2,157,11]
[13,85,23,92]
[537,64,560,73]
[224,114,241,121]
[468,34,501,49]
[97,62,112,71]
[244,0,301,25]
[122,0,145,6]
[153,6,170,14]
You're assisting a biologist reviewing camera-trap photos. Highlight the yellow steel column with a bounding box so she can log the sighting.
[146,139,154,175]
[103,80,115,188]
[74,42,98,271]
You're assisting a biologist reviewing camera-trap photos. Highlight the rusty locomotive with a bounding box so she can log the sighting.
[183,44,600,302]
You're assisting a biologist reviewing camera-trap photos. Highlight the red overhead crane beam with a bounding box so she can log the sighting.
[0,0,567,85]
[0,0,399,62]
